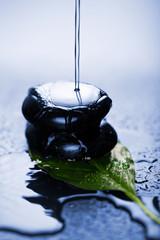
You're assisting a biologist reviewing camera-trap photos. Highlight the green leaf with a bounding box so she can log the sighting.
[29,142,160,224]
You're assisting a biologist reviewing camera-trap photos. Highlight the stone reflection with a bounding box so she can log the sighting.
[24,165,95,223]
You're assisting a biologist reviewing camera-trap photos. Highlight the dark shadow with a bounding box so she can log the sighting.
[24,166,95,224]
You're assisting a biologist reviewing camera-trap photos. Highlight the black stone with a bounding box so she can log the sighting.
[22,82,112,134]
[23,82,117,160]
[26,121,117,160]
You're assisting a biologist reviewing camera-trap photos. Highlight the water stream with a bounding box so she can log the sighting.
[0,1,159,239]
[74,0,81,91]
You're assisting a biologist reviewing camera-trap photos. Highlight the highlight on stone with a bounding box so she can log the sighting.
[22,81,117,160]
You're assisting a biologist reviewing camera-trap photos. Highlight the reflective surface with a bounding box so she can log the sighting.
[36,82,102,107]
[0,0,160,239]
[22,82,112,134]
[0,78,160,240]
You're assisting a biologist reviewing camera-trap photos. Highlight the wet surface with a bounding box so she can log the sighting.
[0,77,160,240]
[1,0,160,238]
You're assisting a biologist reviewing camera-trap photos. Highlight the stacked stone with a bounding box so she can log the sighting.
[22,82,117,160]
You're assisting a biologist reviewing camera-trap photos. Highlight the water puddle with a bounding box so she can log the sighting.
[0,153,62,235]
[0,152,159,239]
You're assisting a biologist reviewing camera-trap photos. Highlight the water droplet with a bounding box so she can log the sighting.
[122,163,130,169]
[113,158,118,162]
[69,203,75,209]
